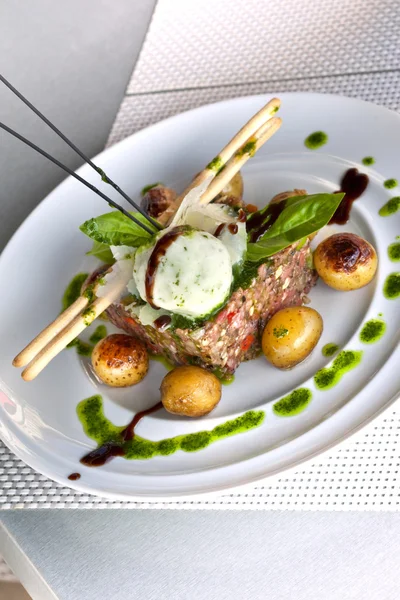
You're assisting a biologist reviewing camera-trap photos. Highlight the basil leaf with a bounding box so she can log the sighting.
[246,193,344,262]
[80,211,157,246]
[86,240,115,264]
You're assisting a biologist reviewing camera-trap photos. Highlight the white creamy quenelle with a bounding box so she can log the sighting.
[133,228,232,317]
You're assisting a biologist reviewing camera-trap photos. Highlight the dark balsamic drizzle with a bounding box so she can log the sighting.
[68,473,81,481]
[238,209,247,223]
[228,223,238,235]
[154,314,172,331]
[246,200,286,242]
[144,226,187,309]
[214,223,225,237]
[330,168,369,225]
[80,401,163,467]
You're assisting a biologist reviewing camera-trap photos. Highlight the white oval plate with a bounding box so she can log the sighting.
[0,93,399,500]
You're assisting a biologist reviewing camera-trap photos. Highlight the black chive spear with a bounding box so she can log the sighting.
[0,121,155,235]
[0,73,162,231]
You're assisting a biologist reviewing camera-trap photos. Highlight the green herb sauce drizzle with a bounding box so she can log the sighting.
[62,273,89,311]
[359,319,386,344]
[77,395,265,460]
[89,325,108,345]
[273,388,312,417]
[304,131,328,150]
[314,350,363,390]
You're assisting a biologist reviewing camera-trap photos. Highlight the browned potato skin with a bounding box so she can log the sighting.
[92,334,149,387]
[160,366,222,417]
[269,188,307,205]
[262,307,323,370]
[141,185,178,226]
[314,233,378,291]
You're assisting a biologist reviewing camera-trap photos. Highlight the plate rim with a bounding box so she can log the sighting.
[1,91,399,500]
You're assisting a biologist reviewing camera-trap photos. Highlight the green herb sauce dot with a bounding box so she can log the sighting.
[379,197,400,217]
[383,273,400,299]
[304,131,328,150]
[273,388,312,417]
[322,343,339,357]
[388,242,400,262]
[359,319,386,344]
[384,179,398,189]
[362,156,375,166]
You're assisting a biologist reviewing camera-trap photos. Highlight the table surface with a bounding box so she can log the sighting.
[2,0,400,598]
[2,510,400,600]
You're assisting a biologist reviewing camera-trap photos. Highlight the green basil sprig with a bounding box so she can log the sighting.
[86,240,115,264]
[246,193,344,262]
[80,211,157,247]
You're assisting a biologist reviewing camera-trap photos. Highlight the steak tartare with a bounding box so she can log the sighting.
[106,239,317,377]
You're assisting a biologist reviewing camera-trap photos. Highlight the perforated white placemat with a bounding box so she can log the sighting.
[1,0,400,509]
[128,0,400,93]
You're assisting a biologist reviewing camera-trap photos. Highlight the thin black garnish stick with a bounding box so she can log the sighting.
[0,74,162,231]
[0,122,155,236]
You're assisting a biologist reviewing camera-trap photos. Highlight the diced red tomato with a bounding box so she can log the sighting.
[125,316,136,326]
[241,333,255,352]
[226,311,236,324]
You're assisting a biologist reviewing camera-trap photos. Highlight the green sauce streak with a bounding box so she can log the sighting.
[322,343,339,357]
[304,131,328,150]
[67,338,93,357]
[359,319,386,344]
[238,139,257,157]
[379,197,400,216]
[89,325,107,345]
[314,350,363,390]
[62,273,89,311]
[82,307,96,326]
[383,273,400,299]
[384,178,398,189]
[211,366,235,385]
[141,182,162,196]
[360,319,386,344]
[273,388,312,417]
[207,156,224,173]
[77,395,265,460]
[362,156,375,166]
[63,273,96,357]
[388,242,400,262]
[273,326,289,339]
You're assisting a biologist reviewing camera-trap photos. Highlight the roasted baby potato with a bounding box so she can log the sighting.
[160,366,221,417]
[92,334,148,387]
[269,188,307,205]
[141,185,178,226]
[262,306,323,369]
[314,233,378,291]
